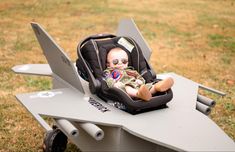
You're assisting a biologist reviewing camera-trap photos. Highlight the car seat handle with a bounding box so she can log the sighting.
[89,33,116,39]
[89,79,101,94]
[79,34,116,48]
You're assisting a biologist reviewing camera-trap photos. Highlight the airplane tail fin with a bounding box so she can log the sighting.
[30,23,84,93]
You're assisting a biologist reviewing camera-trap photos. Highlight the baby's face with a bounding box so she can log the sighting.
[107,48,128,70]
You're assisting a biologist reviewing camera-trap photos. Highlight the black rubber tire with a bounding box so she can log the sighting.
[43,128,68,152]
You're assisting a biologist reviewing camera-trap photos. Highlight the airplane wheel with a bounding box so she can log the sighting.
[43,127,68,152]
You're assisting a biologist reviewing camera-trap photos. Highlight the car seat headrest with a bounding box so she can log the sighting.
[99,43,132,70]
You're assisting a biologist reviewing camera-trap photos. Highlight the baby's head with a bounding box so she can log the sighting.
[106,47,128,69]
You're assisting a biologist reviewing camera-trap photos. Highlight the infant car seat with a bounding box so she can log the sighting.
[76,34,173,114]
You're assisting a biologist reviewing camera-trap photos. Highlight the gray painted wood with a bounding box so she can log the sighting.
[15,73,235,151]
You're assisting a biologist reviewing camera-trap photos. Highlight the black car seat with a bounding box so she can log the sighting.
[76,34,173,114]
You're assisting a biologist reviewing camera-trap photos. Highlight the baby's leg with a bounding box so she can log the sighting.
[125,85,151,101]
[150,77,174,94]
[125,86,138,97]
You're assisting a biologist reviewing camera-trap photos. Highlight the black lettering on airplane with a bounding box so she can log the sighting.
[88,98,110,112]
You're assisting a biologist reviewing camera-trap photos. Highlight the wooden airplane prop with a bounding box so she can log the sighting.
[12,19,235,151]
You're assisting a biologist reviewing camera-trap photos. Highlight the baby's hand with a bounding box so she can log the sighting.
[135,79,143,85]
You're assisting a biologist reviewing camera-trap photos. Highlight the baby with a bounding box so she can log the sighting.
[103,47,174,101]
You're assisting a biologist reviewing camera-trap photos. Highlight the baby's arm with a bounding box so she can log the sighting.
[103,69,124,89]
[135,79,144,85]
[103,72,115,88]
[132,69,146,85]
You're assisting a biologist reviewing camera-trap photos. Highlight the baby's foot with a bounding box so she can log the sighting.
[154,77,174,92]
[137,85,152,101]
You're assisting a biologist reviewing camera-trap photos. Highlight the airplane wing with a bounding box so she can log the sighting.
[16,88,126,126]
[12,64,52,76]
[15,73,235,151]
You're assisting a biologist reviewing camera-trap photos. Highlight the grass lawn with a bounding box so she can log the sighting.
[0,0,234,151]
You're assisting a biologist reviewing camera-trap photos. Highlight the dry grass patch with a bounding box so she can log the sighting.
[0,0,234,151]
